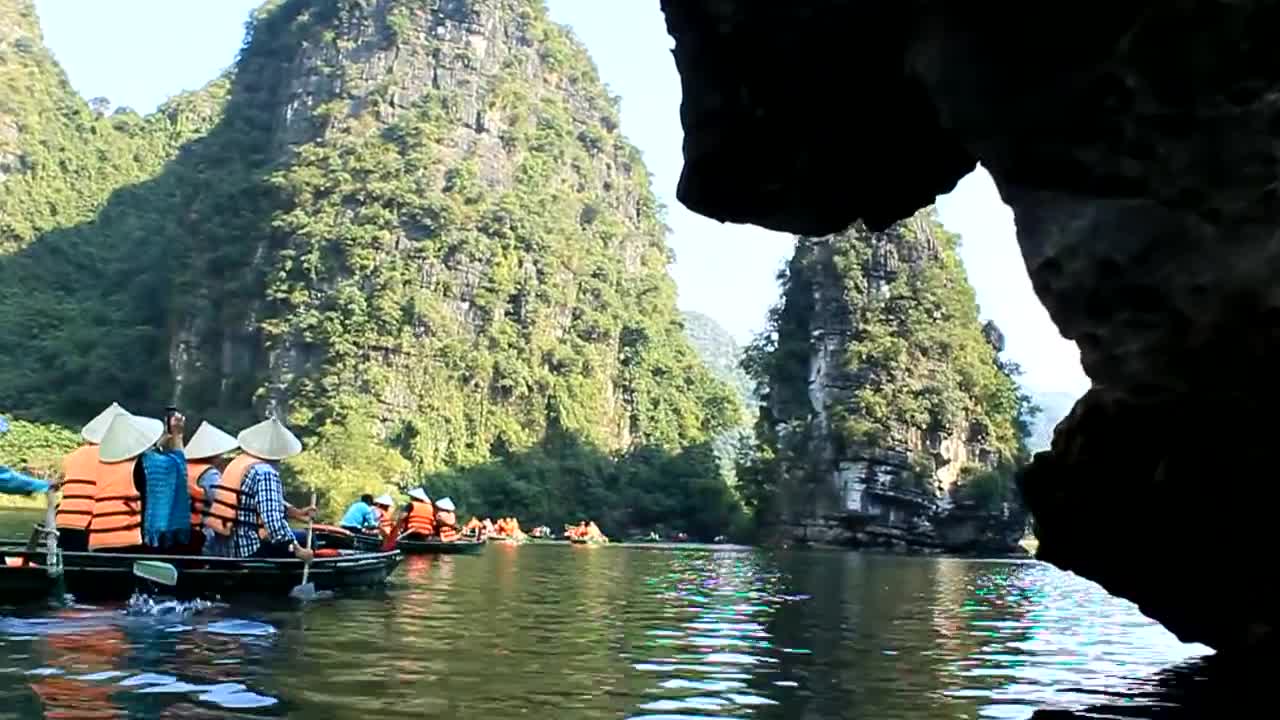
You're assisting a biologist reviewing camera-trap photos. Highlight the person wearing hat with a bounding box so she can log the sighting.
[339,493,381,535]
[204,417,312,561]
[0,416,57,495]
[434,497,460,542]
[56,402,130,551]
[398,488,435,540]
[372,494,396,536]
[183,421,241,554]
[89,411,190,551]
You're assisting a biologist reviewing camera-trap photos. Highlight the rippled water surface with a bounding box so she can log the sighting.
[0,512,1214,719]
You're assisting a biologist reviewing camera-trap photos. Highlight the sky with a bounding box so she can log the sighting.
[31,0,1088,394]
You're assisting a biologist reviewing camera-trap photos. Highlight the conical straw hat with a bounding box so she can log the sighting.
[185,421,240,460]
[98,414,164,463]
[408,488,430,503]
[80,402,130,445]
[435,497,456,512]
[237,417,302,461]
[373,494,394,507]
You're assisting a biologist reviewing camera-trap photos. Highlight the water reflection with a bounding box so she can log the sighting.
[0,527,1218,719]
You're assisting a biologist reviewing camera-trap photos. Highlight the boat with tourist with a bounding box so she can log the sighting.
[0,541,400,601]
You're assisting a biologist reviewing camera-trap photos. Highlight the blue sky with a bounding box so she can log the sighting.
[32,0,1088,394]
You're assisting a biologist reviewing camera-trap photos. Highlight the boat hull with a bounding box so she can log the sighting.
[0,545,401,601]
[311,527,382,552]
[0,565,61,604]
[396,537,485,555]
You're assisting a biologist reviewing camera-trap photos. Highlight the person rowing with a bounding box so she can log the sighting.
[202,417,312,561]
[0,416,59,496]
[340,494,381,535]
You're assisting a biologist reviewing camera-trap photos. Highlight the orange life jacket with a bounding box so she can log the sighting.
[377,507,394,535]
[187,461,215,529]
[437,510,459,542]
[56,445,100,530]
[87,459,142,550]
[465,517,482,531]
[405,500,435,536]
[203,454,265,538]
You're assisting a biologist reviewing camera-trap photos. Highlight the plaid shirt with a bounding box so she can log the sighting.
[228,462,294,558]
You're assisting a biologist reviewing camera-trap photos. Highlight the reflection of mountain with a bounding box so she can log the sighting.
[1026,390,1079,451]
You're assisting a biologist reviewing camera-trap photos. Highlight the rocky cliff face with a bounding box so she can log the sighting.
[660,0,1278,652]
[0,0,736,490]
[744,209,1029,553]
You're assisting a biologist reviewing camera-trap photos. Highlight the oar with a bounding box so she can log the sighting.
[289,491,318,600]
[43,488,61,578]
[133,560,178,586]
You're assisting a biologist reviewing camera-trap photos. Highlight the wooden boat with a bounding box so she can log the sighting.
[0,543,401,601]
[568,536,608,545]
[0,563,61,604]
[395,536,485,555]
[310,524,382,552]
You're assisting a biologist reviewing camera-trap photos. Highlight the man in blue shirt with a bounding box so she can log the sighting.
[340,494,380,534]
[0,416,56,495]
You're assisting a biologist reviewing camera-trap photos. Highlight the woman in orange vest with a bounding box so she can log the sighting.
[183,421,241,554]
[435,497,460,542]
[373,494,396,536]
[399,488,435,540]
[56,402,129,552]
[87,413,172,552]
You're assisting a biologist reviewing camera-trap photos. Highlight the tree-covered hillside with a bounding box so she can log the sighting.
[739,209,1036,541]
[681,310,754,408]
[0,0,742,531]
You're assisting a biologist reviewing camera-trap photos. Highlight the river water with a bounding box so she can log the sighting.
[0,511,1216,719]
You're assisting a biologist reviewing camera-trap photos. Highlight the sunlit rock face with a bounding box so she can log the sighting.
[661,0,1280,653]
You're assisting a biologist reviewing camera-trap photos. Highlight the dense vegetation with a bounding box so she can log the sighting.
[681,311,754,407]
[739,209,1038,524]
[0,0,744,536]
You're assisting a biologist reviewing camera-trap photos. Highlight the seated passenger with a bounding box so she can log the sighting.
[399,488,435,540]
[203,417,312,561]
[340,494,380,535]
[435,497,459,542]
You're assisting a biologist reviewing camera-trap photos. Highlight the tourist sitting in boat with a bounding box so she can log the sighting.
[586,521,608,542]
[434,497,460,542]
[492,517,526,541]
[0,416,58,495]
[202,417,312,562]
[340,494,381,535]
[373,494,396,536]
[56,402,130,551]
[397,488,436,540]
[184,421,241,553]
[88,411,190,552]
[464,516,484,539]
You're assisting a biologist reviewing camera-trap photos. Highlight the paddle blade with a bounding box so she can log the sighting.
[289,582,317,600]
[133,560,178,586]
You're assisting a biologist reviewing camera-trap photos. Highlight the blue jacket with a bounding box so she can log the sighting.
[340,501,379,530]
[0,466,49,495]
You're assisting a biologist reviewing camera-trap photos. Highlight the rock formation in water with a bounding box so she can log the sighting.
[0,0,738,512]
[660,0,1278,653]
[742,209,1032,554]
